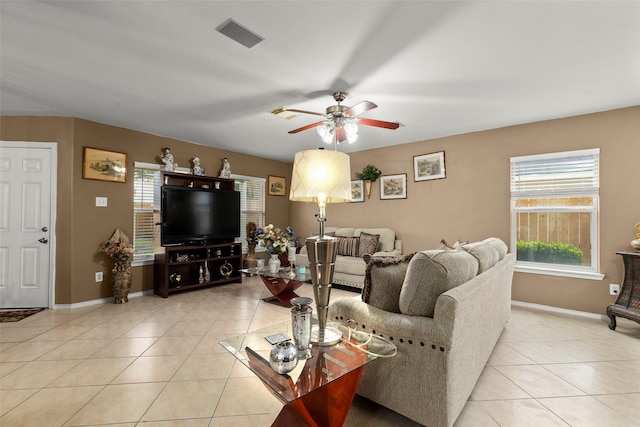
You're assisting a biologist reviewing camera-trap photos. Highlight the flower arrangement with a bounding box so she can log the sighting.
[99,228,134,273]
[255,224,294,254]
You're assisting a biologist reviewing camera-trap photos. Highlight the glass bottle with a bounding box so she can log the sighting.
[290,297,313,359]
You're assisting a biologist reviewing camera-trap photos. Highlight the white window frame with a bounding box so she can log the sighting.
[510,149,603,280]
[132,162,189,266]
[232,173,266,253]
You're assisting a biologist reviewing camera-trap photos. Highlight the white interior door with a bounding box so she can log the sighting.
[0,142,56,308]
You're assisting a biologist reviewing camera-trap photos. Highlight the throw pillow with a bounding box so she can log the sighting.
[336,236,360,257]
[359,232,380,257]
[362,253,417,313]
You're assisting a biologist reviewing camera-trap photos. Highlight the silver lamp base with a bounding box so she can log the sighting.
[306,235,341,346]
[310,325,342,346]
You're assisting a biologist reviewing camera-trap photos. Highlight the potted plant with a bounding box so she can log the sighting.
[355,164,382,199]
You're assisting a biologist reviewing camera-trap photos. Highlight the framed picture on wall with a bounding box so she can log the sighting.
[350,180,364,202]
[380,174,407,200]
[82,147,127,183]
[413,151,446,182]
[268,175,286,196]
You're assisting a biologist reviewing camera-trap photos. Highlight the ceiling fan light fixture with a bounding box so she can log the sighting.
[317,122,335,144]
[344,120,358,136]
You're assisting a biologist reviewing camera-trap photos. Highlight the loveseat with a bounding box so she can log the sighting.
[328,238,515,427]
[295,227,403,290]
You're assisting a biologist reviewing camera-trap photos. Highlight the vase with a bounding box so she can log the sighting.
[631,239,640,251]
[364,180,372,199]
[112,270,131,304]
[269,340,299,374]
[269,254,281,273]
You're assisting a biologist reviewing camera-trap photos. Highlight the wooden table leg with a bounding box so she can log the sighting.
[271,366,364,427]
[260,276,304,307]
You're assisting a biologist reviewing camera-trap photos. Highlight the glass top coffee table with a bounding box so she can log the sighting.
[220,320,396,427]
[242,267,312,307]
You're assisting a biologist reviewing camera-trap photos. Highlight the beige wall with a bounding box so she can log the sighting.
[1,117,292,304]
[290,106,640,314]
[3,106,638,313]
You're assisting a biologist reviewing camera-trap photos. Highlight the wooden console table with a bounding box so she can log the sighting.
[607,251,640,330]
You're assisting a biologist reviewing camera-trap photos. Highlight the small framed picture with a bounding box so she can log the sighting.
[268,175,286,196]
[350,180,364,202]
[380,174,407,200]
[413,151,446,182]
[82,147,127,183]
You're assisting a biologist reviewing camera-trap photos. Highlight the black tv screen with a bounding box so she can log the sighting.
[161,186,240,246]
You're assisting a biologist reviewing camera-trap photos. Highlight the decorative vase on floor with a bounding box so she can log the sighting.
[269,254,281,273]
[112,270,131,304]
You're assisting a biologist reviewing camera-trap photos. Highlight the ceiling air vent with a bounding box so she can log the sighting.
[216,19,264,48]
[269,107,299,120]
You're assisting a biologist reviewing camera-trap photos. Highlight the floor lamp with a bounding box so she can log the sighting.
[290,149,351,345]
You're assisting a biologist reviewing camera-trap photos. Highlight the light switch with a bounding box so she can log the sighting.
[96,197,108,207]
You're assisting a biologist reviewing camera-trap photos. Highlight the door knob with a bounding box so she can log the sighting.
[41,227,48,232]
[39,238,48,244]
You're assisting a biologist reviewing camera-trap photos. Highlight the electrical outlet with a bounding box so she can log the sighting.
[95,272,103,282]
[95,197,108,207]
[609,284,620,295]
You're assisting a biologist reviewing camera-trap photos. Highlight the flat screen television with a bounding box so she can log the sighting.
[161,186,240,246]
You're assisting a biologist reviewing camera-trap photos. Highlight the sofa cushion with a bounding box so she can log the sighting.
[481,237,508,260]
[334,227,356,237]
[337,236,360,257]
[359,232,380,257]
[399,250,479,317]
[461,241,500,273]
[362,253,417,313]
[355,228,396,252]
[334,255,367,276]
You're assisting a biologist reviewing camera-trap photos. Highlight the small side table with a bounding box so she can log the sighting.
[607,251,640,330]
[220,320,396,427]
[242,268,311,308]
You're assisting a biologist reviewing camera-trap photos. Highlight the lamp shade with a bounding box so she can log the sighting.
[289,150,351,204]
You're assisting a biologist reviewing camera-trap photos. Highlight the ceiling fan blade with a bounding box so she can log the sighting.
[344,100,377,117]
[284,108,325,116]
[358,118,401,130]
[288,121,324,134]
[335,127,347,143]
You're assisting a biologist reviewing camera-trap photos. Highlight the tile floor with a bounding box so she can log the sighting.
[1,276,639,427]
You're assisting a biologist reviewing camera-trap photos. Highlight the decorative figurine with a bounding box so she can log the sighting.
[219,157,231,178]
[161,147,177,171]
[191,157,205,176]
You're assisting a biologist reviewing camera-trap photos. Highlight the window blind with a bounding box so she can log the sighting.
[133,167,160,259]
[234,175,265,252]
[510,148,599,198]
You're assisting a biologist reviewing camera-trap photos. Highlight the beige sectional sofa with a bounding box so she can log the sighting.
[328,238,515,427]
[295,227,403,290]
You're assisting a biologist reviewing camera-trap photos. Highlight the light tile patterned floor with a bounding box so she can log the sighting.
[1,276,639,426]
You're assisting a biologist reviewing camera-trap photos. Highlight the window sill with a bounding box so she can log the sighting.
[515,264,604,281]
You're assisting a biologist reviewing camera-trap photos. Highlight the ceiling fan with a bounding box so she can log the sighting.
[278,91,401,144]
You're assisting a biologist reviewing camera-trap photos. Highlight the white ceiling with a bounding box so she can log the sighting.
[1,1,639,162]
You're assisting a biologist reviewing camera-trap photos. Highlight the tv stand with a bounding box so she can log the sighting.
[155,172,242,297]
[155,241,243,298]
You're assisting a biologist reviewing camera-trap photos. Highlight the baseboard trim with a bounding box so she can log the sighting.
[53,290,155,310]
[511,300,607,321]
